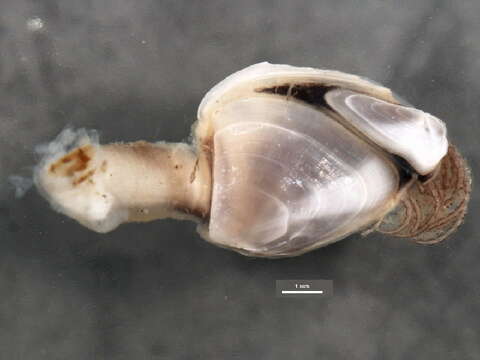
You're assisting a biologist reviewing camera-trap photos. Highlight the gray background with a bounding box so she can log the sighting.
[1,0,479,359]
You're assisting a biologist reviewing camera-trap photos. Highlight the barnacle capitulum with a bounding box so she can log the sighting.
[34,63,471,257]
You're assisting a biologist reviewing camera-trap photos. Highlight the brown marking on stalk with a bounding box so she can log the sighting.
[49,145,93,176]
[100,160,108,173]
[73,169,96,186]
[173,203,208,220]
[189,157,199,183]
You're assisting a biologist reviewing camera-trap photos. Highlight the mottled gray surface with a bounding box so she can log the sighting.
[1,0,479,359]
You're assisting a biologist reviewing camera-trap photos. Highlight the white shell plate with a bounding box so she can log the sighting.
[326,89,448,175]
[208,97,399,256]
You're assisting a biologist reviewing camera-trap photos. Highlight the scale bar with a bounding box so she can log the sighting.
[281,290,324,294]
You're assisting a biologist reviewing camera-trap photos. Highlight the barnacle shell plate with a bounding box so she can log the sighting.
[325,89,447,175]
[206,97,399,256]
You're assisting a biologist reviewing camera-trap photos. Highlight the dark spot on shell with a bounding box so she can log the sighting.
[256,83,335,109]
[391,154,415,188]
